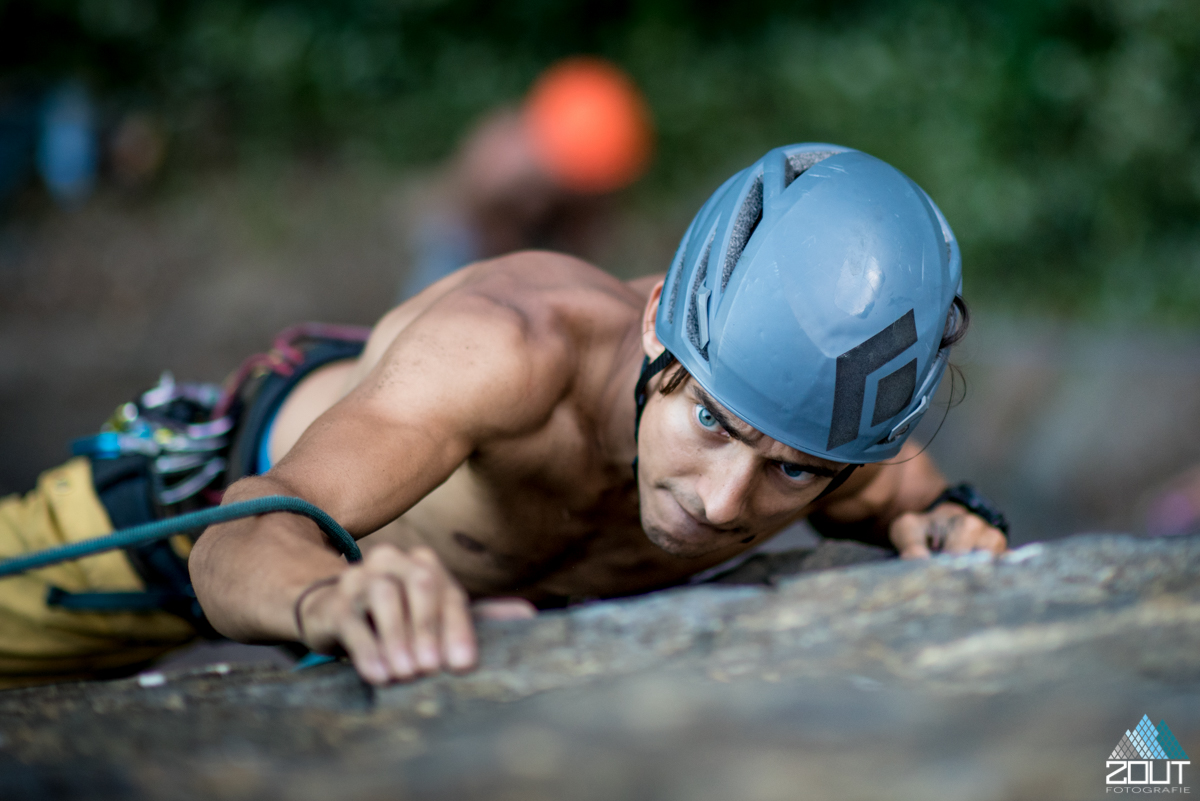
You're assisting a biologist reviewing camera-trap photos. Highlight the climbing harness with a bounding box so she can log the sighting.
[71,323,372,511]
[72,372,234,508]
[25,323,372,628]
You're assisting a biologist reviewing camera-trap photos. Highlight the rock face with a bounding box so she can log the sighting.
[2,535,1199,801]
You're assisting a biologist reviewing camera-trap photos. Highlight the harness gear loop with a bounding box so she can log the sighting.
[213,323,372,419]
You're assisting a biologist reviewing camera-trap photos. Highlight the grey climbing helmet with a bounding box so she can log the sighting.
[652,143,962,464]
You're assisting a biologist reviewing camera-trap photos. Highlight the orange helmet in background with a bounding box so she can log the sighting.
[523,57,654,195]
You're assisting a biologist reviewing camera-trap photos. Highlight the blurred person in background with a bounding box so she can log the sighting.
[0,80,98,212]
[36,81,97,206]
[107,111,167,190]
[401,57,654,298]
[0,78,165,213]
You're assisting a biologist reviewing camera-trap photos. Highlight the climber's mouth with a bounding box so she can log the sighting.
[640,484,749,559]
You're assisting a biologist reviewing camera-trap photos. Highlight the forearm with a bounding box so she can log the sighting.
[809,444,1006,557]
[192,475,508,686]
[809,442,948,543]
[189,476,351,642]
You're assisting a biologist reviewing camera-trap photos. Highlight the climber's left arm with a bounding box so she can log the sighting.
[808,441,1008,559]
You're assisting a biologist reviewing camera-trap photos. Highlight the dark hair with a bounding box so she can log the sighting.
[940,295,969,350]
[658,358,689,395]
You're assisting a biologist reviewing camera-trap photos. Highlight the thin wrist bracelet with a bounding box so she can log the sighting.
[924,482,1011,536]
[293,575,340,644]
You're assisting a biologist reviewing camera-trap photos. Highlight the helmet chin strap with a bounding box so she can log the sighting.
[814,463,860,501]
[631,347,859,498]
[631,349,676,479]
[633,349,676,441]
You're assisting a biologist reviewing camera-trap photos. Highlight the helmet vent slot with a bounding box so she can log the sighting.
[721,175,763,292]
[665,241,687,325]
[719,151,836,292]
[786,150,837,181]
[687,229,715,360]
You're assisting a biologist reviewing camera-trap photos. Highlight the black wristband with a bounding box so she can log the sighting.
[924,483,1010,536]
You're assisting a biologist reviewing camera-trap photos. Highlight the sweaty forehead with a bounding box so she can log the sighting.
[688,382,844,471]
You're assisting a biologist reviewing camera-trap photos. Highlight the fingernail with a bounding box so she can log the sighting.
[448,643,473,669]
[391,649,414,675]
[367,659,388,683]
[418,646,439,669]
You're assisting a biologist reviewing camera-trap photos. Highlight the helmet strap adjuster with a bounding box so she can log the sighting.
[883,394,929,444]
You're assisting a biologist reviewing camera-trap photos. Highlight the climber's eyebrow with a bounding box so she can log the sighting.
[689,385,839,477]
[691,385,755,444]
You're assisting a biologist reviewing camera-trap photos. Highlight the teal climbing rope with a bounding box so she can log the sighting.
[0,495,362,579]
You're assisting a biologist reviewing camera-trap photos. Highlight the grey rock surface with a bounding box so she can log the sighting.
[1,535,1198,801]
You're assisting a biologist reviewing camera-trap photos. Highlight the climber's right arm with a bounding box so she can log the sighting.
[189,288,573,684]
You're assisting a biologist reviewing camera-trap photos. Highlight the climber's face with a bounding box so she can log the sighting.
[635,372,844,559]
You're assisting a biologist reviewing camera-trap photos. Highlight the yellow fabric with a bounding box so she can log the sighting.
[0,458,196,688]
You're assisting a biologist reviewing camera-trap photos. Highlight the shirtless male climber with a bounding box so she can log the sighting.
[0,144,1007,688]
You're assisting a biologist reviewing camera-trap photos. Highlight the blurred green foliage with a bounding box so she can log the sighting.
[2,0,1199,321]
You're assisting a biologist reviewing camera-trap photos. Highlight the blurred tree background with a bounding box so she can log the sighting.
[1,0,1199,321]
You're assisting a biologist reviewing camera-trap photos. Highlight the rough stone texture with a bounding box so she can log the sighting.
[2,535,1199,801]
[708,538,892,584]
